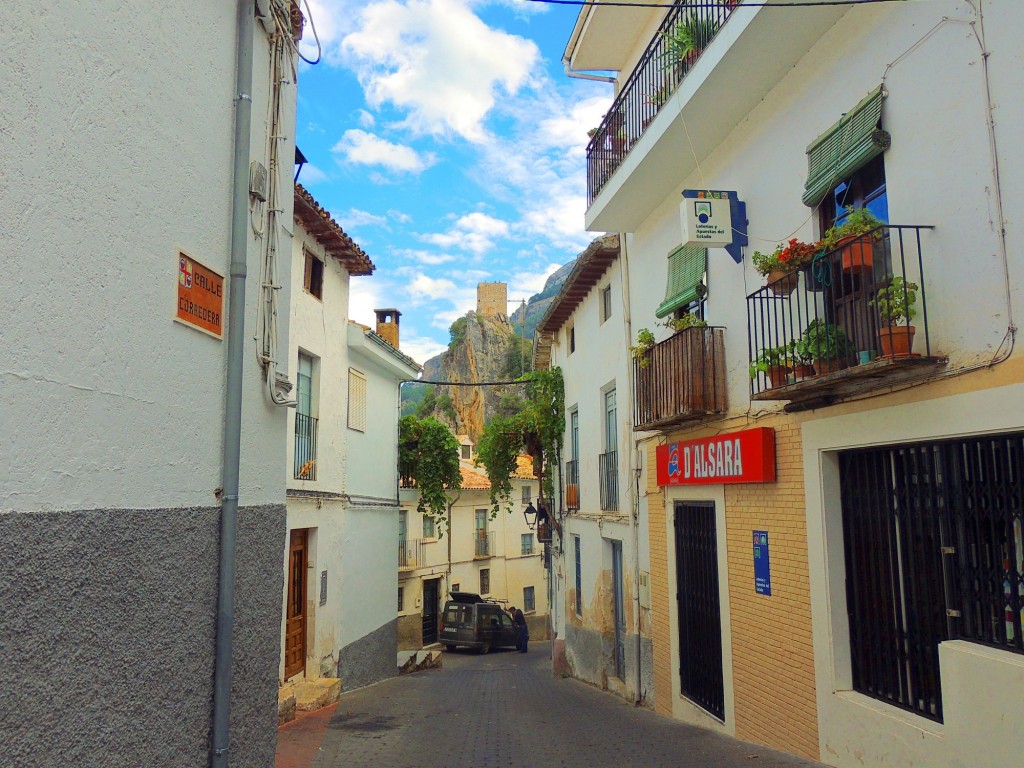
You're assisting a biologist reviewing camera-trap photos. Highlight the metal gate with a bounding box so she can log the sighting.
[839,433,1024,723]
[612,540,626,679]
[674,501,724,720]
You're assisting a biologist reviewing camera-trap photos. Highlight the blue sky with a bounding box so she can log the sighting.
[294,0,611,364]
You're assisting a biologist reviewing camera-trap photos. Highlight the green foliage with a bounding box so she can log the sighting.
[502,334,533,379]
[448,316,469,349]
[796,319,852,362]
[749,343,793,379]
[436,391,458,423]
[822,207,883,252]
[661,313,708,333]
[661,13,720,67]
[398,416,462,533]
[414,385,438,419]
[630,328,656,365]
[477,368,565,516]
[401,384,427,417]
[871,275,918,325]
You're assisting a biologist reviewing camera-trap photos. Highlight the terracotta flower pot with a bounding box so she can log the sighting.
[879,325,916,357]
[793,364,814,381]
[838,234,874,274]
[813,357,849,376]
[767,269,798,297]
[766,364,793,389]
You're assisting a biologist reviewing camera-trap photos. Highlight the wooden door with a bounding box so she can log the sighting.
[284,528,308,679]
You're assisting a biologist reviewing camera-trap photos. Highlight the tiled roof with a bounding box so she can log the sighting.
[459,455,536,489]
[293,184,375,275]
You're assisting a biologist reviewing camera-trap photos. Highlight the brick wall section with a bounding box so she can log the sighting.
[725,421,818,759]
[476,282,507,318]
[646,419,819,759]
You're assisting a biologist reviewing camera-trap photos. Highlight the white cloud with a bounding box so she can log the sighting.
[510,263,562,298]
[332,129,436,173]
[409,274,458,300]
[396,248,456,265]
[400,334,448,367]
[356,109,376,128]
[341,0,539,141]
[348,278,386,328]
[388,209,412,224]
[337,208,388,229]
[419,211,511,255]
[297,163,329,185]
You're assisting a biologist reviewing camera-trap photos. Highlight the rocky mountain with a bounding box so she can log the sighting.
[404,258,576,439]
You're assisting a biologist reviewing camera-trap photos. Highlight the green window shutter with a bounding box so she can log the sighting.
[655,245,707,319]
[802,86,890,207]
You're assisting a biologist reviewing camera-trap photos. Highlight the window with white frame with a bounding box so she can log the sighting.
[522,484,531,504]
[347,368,367,432]
[600,284,612,323]
[422,514,435,539]
[524,586,535,612]
[521,533,533,556]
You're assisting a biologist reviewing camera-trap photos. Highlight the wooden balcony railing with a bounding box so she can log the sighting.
[633,326,727,430]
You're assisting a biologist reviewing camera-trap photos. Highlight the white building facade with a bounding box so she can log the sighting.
[397,456,549,649]
[534,235,653,704]
[2,2,302,765]
[565,1,1024,766]
[283,186,419,690]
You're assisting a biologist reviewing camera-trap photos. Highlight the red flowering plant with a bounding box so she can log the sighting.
[751,238,821,277]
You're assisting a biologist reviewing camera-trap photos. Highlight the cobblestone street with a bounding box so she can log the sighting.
[312,643,823,768]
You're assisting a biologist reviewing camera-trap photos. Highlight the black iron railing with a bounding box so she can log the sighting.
[599,451,618,511]
[474,531,495,558]
[398,538,427,569]
[634,326,727,430]
[565,459,580,510]
[294,412,318,480]
[586,0,740,205]
[746,225,935,399]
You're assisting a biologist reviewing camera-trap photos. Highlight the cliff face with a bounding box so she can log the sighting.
[408,261,576,438]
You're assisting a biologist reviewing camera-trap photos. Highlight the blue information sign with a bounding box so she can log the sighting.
[753,530,771,596]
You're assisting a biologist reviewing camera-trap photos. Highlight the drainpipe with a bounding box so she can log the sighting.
[562,58,617,84]
[618,233,644,706]
[211,1,254,766]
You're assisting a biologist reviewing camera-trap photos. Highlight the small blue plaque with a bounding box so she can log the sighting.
[753,530,771,596]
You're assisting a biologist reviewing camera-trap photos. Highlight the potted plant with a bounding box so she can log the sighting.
[661,12,720,69]
[749,343,793,389]
[610,127,629,152]
[822,207,884,275]
[871,275,919,357]
[797,319,852,376]
[630,328,656,368]
[752,238,819,296]
[661,312,707,333]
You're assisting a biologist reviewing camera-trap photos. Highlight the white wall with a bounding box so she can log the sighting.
[1,3,294,512]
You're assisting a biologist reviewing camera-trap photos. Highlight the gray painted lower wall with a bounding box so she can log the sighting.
[337,617,397,691]
[564,624,653,705]
[0,504,285,768]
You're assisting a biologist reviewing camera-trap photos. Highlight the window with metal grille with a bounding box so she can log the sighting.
[348,368,367,432]
[574,536,582,616]
[521,533,533,556]
[479,568,490,595]
[303,249,324,300]
[522,484,531,504]
[398,586,404,612]
[452,583,460,593]
[422,514,435,539]
[524,586,535,612]
[839,433,1024,724]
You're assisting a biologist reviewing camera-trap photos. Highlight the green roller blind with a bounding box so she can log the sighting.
[802,86,890,207]
[655,245,707,318]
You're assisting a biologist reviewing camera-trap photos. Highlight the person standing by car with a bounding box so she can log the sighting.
[512,605,529,653]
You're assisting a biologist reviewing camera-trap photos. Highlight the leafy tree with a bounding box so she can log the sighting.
[414,386,438,419]
[398,416,462,534]
[476,368,564,516]
[448,316,469,349]
[436,391,458,424]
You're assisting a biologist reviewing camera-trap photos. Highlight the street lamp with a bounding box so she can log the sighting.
[523,501,538,530]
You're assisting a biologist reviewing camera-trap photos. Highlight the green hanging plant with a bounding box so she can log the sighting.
[398,415,462,535]
[477,368,565,516]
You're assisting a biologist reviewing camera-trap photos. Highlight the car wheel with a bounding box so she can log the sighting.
[478,641,490,655]
[445,644,457,652]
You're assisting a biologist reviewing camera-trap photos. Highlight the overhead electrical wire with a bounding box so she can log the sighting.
[523,0,915,8]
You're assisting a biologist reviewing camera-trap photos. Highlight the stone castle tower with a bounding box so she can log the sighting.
[476,282,507,320]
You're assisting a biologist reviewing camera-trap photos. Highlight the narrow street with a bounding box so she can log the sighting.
[311,643,823,768]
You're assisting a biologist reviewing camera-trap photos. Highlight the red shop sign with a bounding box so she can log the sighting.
[656,427,776,486]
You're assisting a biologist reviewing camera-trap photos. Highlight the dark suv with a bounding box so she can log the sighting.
[439,592,518,653]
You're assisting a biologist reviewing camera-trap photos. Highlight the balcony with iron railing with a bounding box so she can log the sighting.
[293,412,318,480]
[398,538,428,570]
[586,1,740,207]
[565,459,580,511]
[474,531,495,559]
[599,451,619,511]
[746,225,946,408]
[579,1,849,232]
[633,326,727,431]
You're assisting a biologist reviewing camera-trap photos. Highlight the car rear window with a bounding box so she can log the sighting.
[444,604,472,626]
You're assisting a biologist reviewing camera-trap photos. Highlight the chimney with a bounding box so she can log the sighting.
[374,308,401,349]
